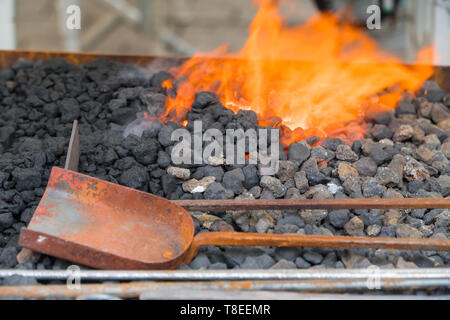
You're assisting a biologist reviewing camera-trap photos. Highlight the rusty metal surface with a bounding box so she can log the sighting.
[0,49,183,68]
[19,167,194,270]
[0,49,435,66]
[174,198,450,211]
[183,231,450,265]
[189,231,450,251]
[139,290,450,301]
[0,278,449,299]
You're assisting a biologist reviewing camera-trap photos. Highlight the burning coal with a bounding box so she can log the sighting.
[171,121,280,175]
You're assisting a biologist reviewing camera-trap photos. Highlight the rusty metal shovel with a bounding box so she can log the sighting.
[18,123,450,270]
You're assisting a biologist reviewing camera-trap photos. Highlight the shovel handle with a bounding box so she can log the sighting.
[174,198,450,211]
[183,232,450,265]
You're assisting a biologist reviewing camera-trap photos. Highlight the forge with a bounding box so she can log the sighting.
[0,1,449,299]
[0,46,449,280]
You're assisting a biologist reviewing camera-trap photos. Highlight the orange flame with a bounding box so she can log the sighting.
[161,0,434,143]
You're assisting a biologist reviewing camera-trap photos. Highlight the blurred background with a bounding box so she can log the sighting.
[0,0,448,64]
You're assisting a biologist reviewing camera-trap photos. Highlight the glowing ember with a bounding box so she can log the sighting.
[161,0,434,143]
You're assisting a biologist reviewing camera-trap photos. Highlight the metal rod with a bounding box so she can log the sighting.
[0,278,448,299]
[139,278,450,295]
[140,290,450,300]
[173,198,450,211]
[65,120,79,171]
[0,268,448,281]
[185,233,450,263]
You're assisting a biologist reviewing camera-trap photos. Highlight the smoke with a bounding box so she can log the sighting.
[123,113,162,138]
[145,58,181,74]
[117,65,152,83]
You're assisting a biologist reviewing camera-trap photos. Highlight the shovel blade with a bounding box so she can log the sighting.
[19,167,194,270]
